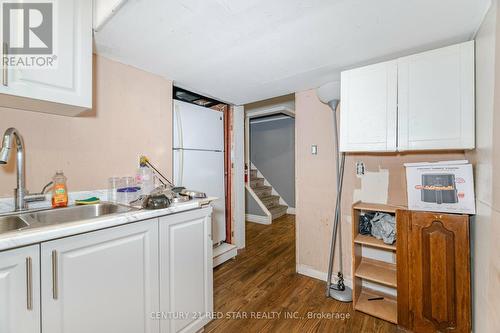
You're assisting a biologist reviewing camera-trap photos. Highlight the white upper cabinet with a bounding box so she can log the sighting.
[340,60,398,152]
[339,41,475,152]
[397,41,475,151]
[0,0,92,116]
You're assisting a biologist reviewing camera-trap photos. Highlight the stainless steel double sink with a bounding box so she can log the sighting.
[0,203,137,235]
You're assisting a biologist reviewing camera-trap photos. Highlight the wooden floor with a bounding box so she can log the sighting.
[205,215,397,333]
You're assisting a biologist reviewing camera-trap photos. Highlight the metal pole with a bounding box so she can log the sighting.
[325,100,352,302]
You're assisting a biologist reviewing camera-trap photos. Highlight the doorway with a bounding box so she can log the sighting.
[244,94,296,226]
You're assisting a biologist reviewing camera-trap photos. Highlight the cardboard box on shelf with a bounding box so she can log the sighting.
[404,160,475,215]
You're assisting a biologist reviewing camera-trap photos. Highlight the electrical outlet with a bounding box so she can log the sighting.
[311,145,318,155]
[356,161,365,176]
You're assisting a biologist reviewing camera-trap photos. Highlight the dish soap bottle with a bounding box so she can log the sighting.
[52,170,68,208]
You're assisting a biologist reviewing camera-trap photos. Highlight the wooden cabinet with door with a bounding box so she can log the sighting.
[397,210,471,333]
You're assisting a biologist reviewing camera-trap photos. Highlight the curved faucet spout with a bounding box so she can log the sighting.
[0,127,26,211]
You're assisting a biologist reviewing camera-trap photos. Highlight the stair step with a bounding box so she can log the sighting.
[253,185,272,196]
[260,195,280,208]
[269,205,288,220]
[250,169,258,178]
[250,177,265,188]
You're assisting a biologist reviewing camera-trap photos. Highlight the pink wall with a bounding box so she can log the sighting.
[0,55,173,197]
[295,89,466,280]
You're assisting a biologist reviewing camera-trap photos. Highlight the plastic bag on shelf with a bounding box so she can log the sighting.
[370,212,396,244]
[358,212,374,235]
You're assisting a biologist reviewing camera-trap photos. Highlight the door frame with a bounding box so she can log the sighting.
[231,105,245,249]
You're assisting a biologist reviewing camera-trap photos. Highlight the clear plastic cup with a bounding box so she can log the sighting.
[115,177,139,204]
[117,187,140,204]
[121,176,136,187]
[108,177,123,203]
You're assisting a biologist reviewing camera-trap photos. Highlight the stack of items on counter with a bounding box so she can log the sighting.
[107,157,159,205]
[107,156,207,209]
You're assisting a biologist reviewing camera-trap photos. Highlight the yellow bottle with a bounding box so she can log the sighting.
[52,170,68,208]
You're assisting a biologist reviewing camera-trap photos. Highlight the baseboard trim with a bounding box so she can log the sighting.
[296,264,396,296]
[246,214,272,225]
[213,242,238,267]
[287,207,296,215]
[296,264,352,288]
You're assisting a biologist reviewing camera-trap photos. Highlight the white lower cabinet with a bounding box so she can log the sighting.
[41,219,160,333]
[0,209,213,333]
[0,245,40,333]
[159,209,213,333]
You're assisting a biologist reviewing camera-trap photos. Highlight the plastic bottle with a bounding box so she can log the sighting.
[52,170,68,208]
[136,166,154,195]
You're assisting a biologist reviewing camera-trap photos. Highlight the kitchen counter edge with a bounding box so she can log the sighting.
[0,199,214,251]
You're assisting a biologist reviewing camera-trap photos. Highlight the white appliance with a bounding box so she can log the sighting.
[173,100,226,245]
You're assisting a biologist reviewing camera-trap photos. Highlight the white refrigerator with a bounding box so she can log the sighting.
[173,100,226,245]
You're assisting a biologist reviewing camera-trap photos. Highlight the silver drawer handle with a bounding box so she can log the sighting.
[26,257,32,310]
[52,250,58,300]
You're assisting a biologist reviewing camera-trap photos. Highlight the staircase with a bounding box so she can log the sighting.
[250,169,288,220]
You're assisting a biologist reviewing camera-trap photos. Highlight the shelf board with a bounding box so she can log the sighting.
[352,201,405,214]
[354,234,396,251]
[355,288,397,324]
[355,258,397,287]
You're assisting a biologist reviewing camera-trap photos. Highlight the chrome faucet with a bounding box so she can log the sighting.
[0,128,48,211]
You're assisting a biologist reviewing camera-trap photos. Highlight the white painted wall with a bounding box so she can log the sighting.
[467,1,497,331]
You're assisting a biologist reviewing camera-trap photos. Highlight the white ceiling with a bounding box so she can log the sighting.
[94,0,491,105]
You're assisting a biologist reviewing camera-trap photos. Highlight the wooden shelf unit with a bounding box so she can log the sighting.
[354,234,396,251]
[355,258,397,288]
[356,288,398,324]
[352,201,405,324]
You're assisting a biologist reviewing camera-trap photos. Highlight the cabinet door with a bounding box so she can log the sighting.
[0,245,40,333]
[398,41,475,151]
[0,0,92,111]
[407,212,471,333]
[41,219,159,333]
[159,209,213,333]
[340,60,398,152]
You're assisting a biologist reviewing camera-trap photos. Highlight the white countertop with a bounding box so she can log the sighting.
[0,198,215,252]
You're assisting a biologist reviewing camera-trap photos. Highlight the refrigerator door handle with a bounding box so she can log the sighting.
[175,103,183,149]
[178,149,184,186]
